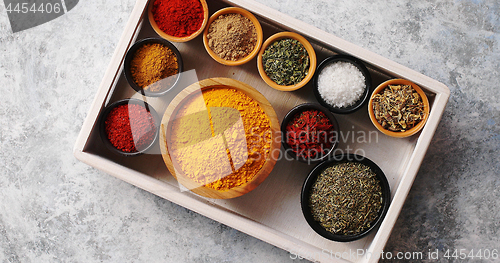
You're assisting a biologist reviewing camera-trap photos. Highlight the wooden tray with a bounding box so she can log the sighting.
[74,0,450,262]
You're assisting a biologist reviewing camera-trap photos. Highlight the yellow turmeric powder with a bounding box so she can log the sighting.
[130,43,178,92]
[169,87,271,191]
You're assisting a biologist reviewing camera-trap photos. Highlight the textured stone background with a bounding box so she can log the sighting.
[0,0,498,262]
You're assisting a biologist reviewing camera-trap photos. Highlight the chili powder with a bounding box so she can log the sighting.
[152,0,204,38]
[285,110,334,159]
[105,104,156,153]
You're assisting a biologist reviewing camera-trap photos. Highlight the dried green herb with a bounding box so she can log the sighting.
[308,162,383,236]
[261,38,309,86]
[372,84,425,132]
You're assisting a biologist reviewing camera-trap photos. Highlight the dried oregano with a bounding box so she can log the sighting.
[261,38,309,86]
[372,84,425,132]
[308,162,383,235]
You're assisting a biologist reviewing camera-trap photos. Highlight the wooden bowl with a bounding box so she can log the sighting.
[368,79,430,138]
[159,78,281,199]
[257,32,317,91]
[148,0,209,42]
[202,7,263,66]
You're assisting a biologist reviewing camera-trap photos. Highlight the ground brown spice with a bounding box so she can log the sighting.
[206,13,257,61]
[130,43,178,92]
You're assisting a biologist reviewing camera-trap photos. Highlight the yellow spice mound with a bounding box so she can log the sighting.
[169,87,271,191]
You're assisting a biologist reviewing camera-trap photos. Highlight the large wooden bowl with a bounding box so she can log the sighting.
[159,78,281,199]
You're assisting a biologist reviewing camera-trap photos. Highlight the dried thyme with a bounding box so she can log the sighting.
[308,162,383,236]
[261,38,309,86]
[372,84,425,132]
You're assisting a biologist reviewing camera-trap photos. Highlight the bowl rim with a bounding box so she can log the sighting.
[312,54,372,114]
[281,103,339,164]
[300,154,391,242]
[99,98,160,156]
[257,31,317,91]
[368,78,430,138]
[202,7,264,66]
[148,0,209,42]
[123,37,183,97]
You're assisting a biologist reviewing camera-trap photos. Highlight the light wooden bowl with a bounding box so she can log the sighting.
[159,78,281,199]
[148,0,209,42]
[257,32,317,91]
[203,7,263,66]
[368,79,430,138]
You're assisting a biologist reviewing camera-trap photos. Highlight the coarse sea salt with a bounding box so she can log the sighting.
[317,61,366,108]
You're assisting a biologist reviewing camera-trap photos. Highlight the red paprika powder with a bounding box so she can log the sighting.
[152,0,204,38]
[285,110,335,159]
[105,104,156,153]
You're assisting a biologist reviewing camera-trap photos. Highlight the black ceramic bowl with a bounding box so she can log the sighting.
[281,103,339,163]
[99,98,160,156]
[313,55,372,114]
[301,154,391,242]
[124,37,183,97]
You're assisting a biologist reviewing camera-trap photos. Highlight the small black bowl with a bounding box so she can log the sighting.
[281,103,339,163]
[124,37,183,97]
[313,55,372,114]
[301,154,391,242]
[99,98,160,156]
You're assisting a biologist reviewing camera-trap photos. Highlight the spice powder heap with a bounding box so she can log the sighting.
[130,43,178,92]
[168,88,271,191]
[309,162,383,236]
[152,0,204,37]
[371,84,425,132]
[207,13,257,61]
[105,104,156,153]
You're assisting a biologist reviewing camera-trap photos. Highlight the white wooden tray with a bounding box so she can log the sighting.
[74,0,450,262]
